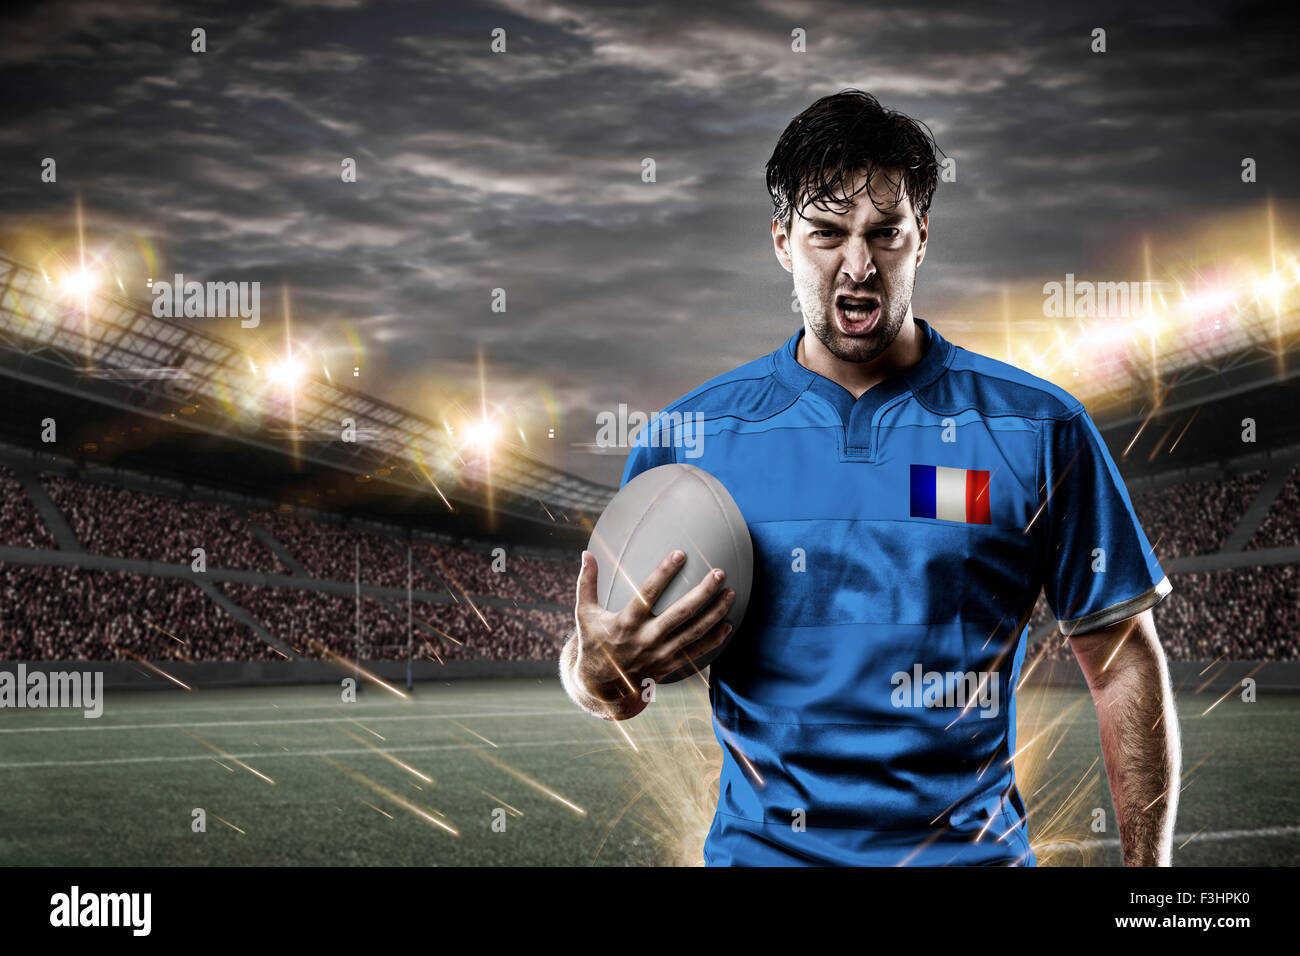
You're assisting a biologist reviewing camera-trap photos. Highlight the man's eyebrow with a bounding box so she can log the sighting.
[803,214,907,230]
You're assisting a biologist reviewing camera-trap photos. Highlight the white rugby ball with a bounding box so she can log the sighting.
[587,463,753,684]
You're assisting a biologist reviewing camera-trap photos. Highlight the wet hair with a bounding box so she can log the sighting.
[766,89,941,235]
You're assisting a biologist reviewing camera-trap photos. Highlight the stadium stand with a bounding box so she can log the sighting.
[1155,564,1299,662]
[218,582,439,659]
[250,509,440,589]
[42,473,288,573]
[1029,563,1299,662]
[404,600,566,662]
[1248,462,1300,549]
[0,464,55,549]
[1129,470,1268,559]
[2,463,1297,665]
[1026,594,1056,639]
[212,584,566,662]
[0,563,272,661]
[416,539,534,601]
[512,552,578,605]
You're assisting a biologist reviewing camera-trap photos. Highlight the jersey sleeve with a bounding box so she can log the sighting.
[1040,407,1172,635]
[619,415,678,488]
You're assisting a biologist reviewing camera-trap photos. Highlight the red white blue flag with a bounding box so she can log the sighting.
[910,464,991,524]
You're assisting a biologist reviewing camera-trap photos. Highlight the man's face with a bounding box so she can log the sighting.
[773,169,929,364]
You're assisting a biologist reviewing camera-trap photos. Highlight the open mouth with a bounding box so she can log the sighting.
[835,294,882,334]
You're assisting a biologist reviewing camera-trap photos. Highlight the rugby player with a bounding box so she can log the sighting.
[560,89,1179,867]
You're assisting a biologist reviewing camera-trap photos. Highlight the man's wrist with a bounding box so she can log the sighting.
[564,630,645,718]
[572,641,630,703]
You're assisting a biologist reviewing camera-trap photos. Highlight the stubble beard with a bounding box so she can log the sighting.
[802,270,914,365]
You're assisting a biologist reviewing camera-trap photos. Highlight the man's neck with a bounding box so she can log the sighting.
[796,314,926,400]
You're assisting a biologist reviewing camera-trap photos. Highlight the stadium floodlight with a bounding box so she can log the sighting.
[1135,313,1162,336]
[59,268,98,297]
[0,250,615,519]
[463,418,501,450]
[267,357,306,387]
[1079,322,1132,350]
[1255,272,1284,299]
[1178,287,1235,316]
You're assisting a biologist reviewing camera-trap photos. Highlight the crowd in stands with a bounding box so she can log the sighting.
[42,474,287,573]
[410,599,565,662]
[416,540,532,601]
[520,607,573,644]
[1025,596,1055,638]
[0,465,55,549]
[1153,564,1299,661]
[3,467,1297,665]
[246,511,575,607]
[220,582,421,659]
[377,599,564,662]
[0,563,275,661]
[246,510,441,589]
[1249,463,1300,549]
[511,553,577,605]
[1029,563,1299,663]
[215,583,566,662]
[1129,470,1266,559]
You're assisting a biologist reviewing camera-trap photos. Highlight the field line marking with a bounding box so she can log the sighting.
[21,700,570,719]
[0,734,719,769]
[3,703,1290,733]
[0,708,585,734]
[3,693,1291,735]
[1037,825,1300,850]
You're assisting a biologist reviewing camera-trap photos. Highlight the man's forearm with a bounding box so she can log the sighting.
[1086,633,1180,865]
[559,630,647,721]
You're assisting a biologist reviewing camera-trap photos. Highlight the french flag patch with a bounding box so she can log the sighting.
[910,465,991,524]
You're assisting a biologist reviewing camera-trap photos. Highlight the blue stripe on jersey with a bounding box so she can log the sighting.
[909,463,937,519]
[619,317,1171,867]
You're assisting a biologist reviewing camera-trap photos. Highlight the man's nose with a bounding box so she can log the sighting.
[842,239,876,285]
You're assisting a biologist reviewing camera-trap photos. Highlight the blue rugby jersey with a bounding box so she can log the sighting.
[620,317,1171,867]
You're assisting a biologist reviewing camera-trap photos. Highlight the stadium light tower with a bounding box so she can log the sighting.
[59,268,98,298]
[267,357,306,387]
[463,418,501,450]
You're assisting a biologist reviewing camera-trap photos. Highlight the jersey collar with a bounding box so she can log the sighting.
[773,315,952,403]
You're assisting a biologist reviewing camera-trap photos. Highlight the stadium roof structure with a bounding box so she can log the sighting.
[0,251,616,527]
[1046,295,1300,424]
[4,248,1294,520]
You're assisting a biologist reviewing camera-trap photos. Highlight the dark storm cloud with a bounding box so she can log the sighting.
[0,0,1296,485]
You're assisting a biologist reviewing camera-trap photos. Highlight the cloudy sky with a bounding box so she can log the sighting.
[1,0,1297,486]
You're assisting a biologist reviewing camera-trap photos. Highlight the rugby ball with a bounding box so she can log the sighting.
[587,463,753,683]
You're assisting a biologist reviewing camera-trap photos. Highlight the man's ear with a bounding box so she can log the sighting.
[772,218,794,273]
[915,214,929,269]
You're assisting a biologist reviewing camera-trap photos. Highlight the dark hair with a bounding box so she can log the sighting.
[766,89,941,234]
